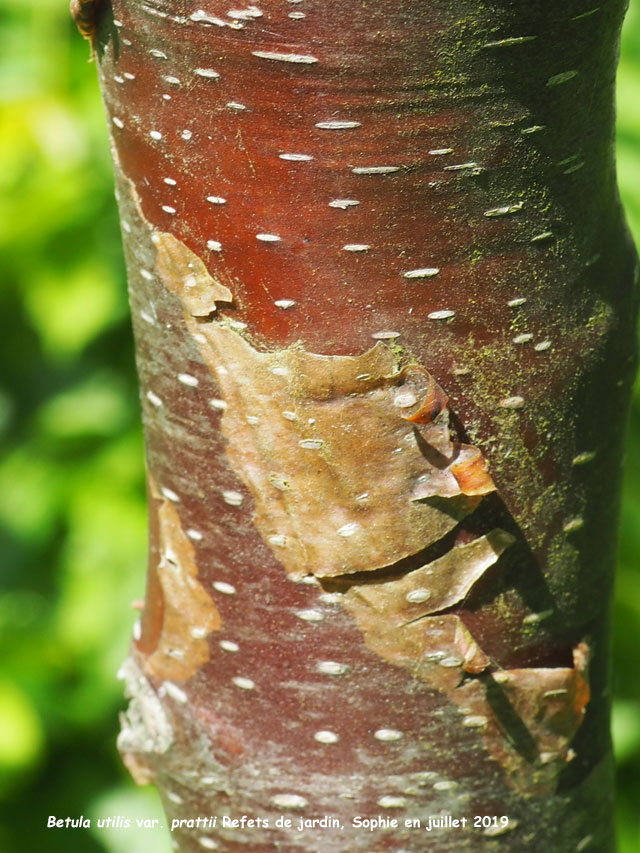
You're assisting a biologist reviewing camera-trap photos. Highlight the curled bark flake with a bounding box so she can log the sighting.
[450,446,497,496]
[454,616,491,674]
[399,366,449,424]
[70,0,116,60]
[141,484,222,682]
[337,532,509,691]
[410,442,496,500]
[461,644,591,793]
[338,610,485,695]
[342,529,515,626]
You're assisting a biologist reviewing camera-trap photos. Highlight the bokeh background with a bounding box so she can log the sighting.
[1,1,639,850]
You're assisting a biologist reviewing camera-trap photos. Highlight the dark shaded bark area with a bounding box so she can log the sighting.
[83,0,638,849]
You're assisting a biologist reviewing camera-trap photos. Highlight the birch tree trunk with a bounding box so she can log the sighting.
[76,0,637,850]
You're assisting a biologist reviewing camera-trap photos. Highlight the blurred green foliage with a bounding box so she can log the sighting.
[0,1,639,851]
[0,0,166,848]
[615,4,640,851]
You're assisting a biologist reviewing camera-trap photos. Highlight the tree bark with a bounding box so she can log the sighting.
[78,0,637,849]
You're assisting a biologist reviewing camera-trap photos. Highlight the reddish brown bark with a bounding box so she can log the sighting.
[80,0,637,849]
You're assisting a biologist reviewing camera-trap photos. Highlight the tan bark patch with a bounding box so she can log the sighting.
[341,530,515,626]
[153,231,233,317]
[459,649,590,794]
[342,563,589,794]
[148,228,496,579]
[497,653,590,761]
[338,533,506,691]
[194,330,494,578]
[142,487,222,682]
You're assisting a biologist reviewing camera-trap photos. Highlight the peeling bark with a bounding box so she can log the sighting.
[80,0,638,850]
[141,476,222,682]
[151,215,496,579]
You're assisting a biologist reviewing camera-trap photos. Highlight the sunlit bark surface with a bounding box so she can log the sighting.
[78,0,637,849]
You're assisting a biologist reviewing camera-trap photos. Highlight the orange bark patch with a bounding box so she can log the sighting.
[450,446,496,496]
[495,656,590,761]
[141,493,221,682]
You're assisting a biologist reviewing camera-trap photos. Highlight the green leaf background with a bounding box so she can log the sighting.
[0,1,639,850]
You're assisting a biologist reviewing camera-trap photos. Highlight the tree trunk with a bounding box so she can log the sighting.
[77,0,637,849]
